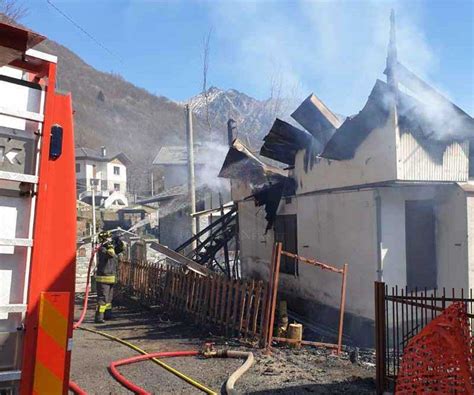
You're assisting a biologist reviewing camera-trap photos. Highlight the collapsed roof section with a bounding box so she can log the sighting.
[219,138,294,231]
[321,74,474,162]
[321,80,391,160]
[219,138,287,185]
[321,12,473,162]
[259,119,314,166]
[291,93,343,146]
[259,92,342,167]
[137,183,212,218]
[392,62,474,142]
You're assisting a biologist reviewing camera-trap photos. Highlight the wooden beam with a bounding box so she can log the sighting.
[147,241,211,276]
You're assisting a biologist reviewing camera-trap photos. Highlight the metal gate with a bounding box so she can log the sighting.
[374,281,474,394]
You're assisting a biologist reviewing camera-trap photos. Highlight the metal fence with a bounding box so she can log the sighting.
[118,260,270,342]
[375,282,474,394]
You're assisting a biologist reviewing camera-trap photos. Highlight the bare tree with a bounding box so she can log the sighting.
[267,65,285,120]
[0,0,28,23]
[202,28,212,136]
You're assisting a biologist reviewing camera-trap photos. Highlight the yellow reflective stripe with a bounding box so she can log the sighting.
[105,303,112,310]
[39,296,68,347]
[95,275,116,284]
[98,305,107,313]
[33,361,63,394]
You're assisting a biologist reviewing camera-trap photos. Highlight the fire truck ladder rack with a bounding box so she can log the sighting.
[174,205,239,278]
[0,65,45,389]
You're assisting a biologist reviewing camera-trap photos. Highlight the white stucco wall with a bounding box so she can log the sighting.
[436,186,469,290]
[295,191,378,319]
[238,200,274,281]
[106,160,127,192]
[378,184,471,291]
[294,111,397,194]
[466,194,474,290]
[76,158,127,193]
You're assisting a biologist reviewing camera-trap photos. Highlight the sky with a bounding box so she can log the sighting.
[24,0,473,116]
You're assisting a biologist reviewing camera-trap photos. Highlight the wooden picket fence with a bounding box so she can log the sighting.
[118,260,270,342]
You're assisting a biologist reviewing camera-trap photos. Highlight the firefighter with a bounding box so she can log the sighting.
[94,231,125,323]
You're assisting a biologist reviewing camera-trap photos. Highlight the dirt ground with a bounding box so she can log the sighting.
[70,295,375,394]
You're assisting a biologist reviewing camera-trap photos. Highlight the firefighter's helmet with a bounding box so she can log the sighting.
[98,231,111,243]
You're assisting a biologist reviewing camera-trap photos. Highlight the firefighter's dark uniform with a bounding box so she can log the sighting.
[95,236,125,323]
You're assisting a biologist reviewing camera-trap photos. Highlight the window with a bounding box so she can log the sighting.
[114,183,120,191]
[274,215,298,275]
[75,163,80,173]
[113,166,120,175]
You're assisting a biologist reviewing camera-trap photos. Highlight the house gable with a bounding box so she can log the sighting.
[295,83,398,194]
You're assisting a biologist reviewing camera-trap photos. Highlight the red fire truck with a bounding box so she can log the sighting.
[0,22,76,394]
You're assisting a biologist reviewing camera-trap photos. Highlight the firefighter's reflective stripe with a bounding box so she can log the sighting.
[95,275,116,284]
[98,304,107,313]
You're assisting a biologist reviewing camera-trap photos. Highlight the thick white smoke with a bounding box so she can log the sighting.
[208,1,471,118]
[195,141,231,191]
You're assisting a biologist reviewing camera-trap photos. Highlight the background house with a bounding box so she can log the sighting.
[76,146,131,208]
[152,145,205,189]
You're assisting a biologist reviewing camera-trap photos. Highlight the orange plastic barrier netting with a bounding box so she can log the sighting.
[396,302,474,394]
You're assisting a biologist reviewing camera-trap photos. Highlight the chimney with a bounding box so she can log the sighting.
[101,146,106,157]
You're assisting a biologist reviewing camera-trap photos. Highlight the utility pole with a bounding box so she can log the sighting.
[150,171,154,196]
[185,104,197,249]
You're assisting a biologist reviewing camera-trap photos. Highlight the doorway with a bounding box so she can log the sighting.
[405,200,437,290]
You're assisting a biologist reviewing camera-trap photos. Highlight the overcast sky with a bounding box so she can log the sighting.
[25,0,473,116]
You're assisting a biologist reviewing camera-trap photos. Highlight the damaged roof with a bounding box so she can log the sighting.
[219,138,287,185]
[291,93,343,146]
[321,80,391,160]
[152,146,206,165]
[321,75,474,161]
[259,119,314,165]
[137,184,212,218]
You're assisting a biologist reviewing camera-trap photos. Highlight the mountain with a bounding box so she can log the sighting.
[26,41,293,195]
[187,87,298,149]
[1,13,300,196]
[35,39,213,195]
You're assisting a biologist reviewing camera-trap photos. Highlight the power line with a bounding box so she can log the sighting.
[45,0,122,63]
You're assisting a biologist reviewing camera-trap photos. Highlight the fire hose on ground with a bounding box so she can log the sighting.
[107,346,255,395]
[69,242,254,394]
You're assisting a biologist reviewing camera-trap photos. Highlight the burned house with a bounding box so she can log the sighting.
[221,16,474,346]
